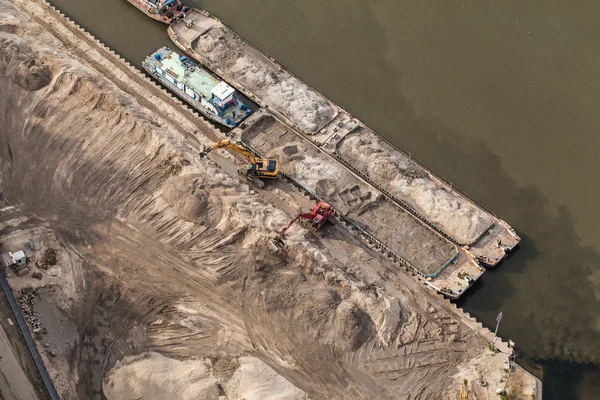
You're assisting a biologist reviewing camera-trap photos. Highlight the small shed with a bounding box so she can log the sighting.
[10,251,26,267]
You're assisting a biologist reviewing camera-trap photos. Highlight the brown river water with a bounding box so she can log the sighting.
[44,0,600,398]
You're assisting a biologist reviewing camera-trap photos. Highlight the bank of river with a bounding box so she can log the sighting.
[47,0,600,398]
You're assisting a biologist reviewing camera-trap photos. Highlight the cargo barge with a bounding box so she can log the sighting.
[142,47,254,128]
[126,0,188,24]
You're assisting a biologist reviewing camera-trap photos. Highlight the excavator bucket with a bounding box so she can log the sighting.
[198,145,209,159]
[268,237,285,253]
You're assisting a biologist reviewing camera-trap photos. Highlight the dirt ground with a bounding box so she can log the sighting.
[0,0,539,399]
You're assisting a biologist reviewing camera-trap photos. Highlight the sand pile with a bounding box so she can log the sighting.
[104,352,310,400]
[196,27,336,133]
[162,175,214,222]
[225,357,310,400]
[249,247,375,355]
[104,353,221,400]
[337,129,494,244]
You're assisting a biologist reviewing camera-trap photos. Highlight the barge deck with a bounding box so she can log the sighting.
[142,46,254,128]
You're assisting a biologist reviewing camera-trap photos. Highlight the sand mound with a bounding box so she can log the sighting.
[196,27,335,133]
[103,352,221,400]
[104,353,310,400]
[329,301,374,352]
[177,195,208,221]
[0,38,51,91]
[162,175,210,222]
[225,357,310,400]
[252,251,373,353]
[337,130,494,244]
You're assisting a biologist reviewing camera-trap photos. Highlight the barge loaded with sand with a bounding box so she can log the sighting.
[143,47,254,128]
[167,9,520,296]
[125,0,188,24]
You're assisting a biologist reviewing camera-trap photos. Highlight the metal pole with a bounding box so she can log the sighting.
[502,352,519,395]
[492,311,503,349]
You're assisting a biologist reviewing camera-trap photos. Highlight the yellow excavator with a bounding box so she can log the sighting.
[199,139,280,188]
[460,379,468,400]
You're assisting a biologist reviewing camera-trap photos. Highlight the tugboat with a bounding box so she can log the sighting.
[126,0,189,24]
[143,47,255,128]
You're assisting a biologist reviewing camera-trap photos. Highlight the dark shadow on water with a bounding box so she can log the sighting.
[406,117,600,398]
[536,360,600,400]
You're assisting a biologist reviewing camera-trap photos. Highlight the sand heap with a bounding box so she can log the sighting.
[337,128,494,244]
[0,36,51,91]
[196,26,336,133]
[162,174,215,223]
[104,353,310,400]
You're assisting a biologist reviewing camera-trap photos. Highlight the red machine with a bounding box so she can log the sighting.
[269,201,334,252]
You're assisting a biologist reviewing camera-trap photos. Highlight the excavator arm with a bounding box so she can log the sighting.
[199,139,257,164]
[199,139,279,185]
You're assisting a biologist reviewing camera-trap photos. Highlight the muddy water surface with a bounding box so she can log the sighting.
[46,0,600,398]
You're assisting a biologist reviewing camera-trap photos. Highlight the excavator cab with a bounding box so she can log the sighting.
[250,159,279,178]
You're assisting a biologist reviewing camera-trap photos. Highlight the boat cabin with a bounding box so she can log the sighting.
[151,49,239,118]
[146,0,176,14]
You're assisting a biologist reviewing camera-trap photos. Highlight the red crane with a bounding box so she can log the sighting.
[269,201,334,252]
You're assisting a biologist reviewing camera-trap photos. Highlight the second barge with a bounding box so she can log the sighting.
[126,0,188,24]
[142,47,254,128]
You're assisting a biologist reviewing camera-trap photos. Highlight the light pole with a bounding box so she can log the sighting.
[492,311,502,350]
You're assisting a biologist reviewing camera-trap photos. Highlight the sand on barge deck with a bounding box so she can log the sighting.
[168,9,338,134]
[321,124,521,265]
[239,113,484,298]
[169,9,520,268]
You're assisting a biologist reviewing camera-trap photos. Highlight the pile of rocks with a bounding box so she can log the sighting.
[17,287,46,335]
[36,248,57,270]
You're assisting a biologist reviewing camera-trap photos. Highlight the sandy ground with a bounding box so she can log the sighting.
[104,353,310,400]
[0,1,540,399]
